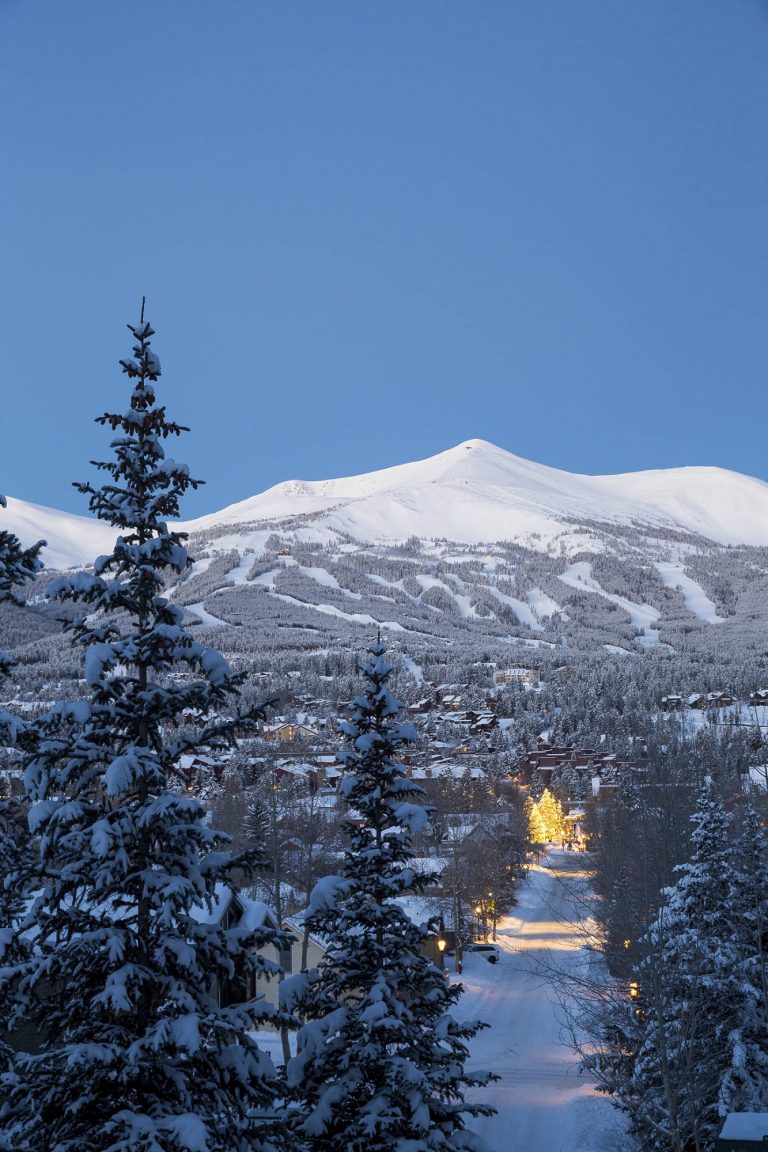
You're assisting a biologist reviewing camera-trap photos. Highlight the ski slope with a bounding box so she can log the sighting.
[559,561,660,646]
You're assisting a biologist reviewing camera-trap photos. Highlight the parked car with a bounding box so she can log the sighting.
[466,943,500,963]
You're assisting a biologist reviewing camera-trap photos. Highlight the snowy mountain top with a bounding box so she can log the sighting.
[179,438,768,551]
[5,439,768,568]
[0,494,116,571]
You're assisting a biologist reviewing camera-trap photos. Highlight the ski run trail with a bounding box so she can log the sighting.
[460,850,634,1152]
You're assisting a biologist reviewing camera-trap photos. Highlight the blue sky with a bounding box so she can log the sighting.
[2,0,767,516]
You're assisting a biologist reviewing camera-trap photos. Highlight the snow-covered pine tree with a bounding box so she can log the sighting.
[0,495,43,1074]
[0,494,43,681]
[285,640,496,1152]
[0,309,296,1152]
[719,804,768,1116]
[625,784,744,1152]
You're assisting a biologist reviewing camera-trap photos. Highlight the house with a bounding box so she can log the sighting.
[284,897,452,976]
[189,884,287,1010]
[688,691,734,710]
[493,666,541,689]
[176,752,226,791]
[261,721,318,744]
[465,709,498,733]
[410,762,487,783]
[750,689,768,706]
[434,685,464,710]
[440,815,498,848]
[409,697,433,715]
[660,695,684,712]
[283,911,329,977]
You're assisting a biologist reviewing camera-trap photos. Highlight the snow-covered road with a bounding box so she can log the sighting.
[459,852,632,1152]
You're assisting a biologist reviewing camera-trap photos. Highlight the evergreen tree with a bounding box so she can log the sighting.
[286,640,496,1151]
[527,788,564,844]
[720,805,768,1116]
[0,494,43,680]
[0,309,295,1152]
[0,495,43,1073]
[625,785,744,1152]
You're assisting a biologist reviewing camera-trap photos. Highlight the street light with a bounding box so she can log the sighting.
[437,936,447,971]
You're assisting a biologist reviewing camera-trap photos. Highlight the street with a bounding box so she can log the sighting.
[459,851,633,1152]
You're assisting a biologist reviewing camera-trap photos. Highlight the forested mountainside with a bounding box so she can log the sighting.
[3,526,768,744]
[4,437,768,733]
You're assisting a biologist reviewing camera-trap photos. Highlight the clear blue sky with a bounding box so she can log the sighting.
[2,0,767,516]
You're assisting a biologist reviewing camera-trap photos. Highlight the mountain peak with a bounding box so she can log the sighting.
[5,442,768,568]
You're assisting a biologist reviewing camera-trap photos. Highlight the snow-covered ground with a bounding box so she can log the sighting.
[460,852,632,1152]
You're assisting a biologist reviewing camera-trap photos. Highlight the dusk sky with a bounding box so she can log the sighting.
[2,1,767,517]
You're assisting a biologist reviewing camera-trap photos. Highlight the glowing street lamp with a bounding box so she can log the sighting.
[437,936,447,971]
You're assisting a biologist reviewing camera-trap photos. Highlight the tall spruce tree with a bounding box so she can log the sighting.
[624,785,745,1152]
[0,309,295,1152]
[0,495,43,681]
[720,805,768,1116]
[0,496,43,1073]
[285,640,496,1152]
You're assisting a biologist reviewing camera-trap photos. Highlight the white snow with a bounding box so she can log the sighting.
[462,853,634,1151]
[186,601,227,629]
[401,654,423,683]
[9,440,768,566]
[559,561,661,646]
[226,553,256,586]
[414,574,479,618]
[485,584,543,631]
[297,565,361,599]
[654,561,724,624]
[177,439,768,551]
[269,590,413,634]
[0,494,117,569]
[527,586,566,620]
[719,1113,768,1140]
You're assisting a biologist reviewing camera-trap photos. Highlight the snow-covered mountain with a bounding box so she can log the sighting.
[5,439,768,568]
[180,439,768,552]
[0,495,117,571]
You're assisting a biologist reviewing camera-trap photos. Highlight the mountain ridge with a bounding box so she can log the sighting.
[4,439,768,569]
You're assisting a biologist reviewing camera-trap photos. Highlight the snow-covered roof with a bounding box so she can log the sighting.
[239,899,278,932]
[719,1113,768,1140]
[189,883,279,931]
[189,882,237,925]
[412,763,486,780]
